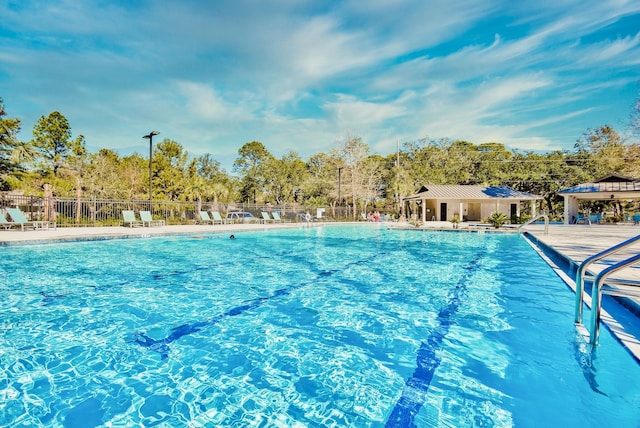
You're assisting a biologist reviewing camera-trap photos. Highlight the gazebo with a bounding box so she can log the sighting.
[402,185,543,223]
[558,174,640,224]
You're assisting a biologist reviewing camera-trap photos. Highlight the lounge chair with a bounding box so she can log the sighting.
[589,213,602,224]
[140,211,164,227]
[122,210,143,227]
[198,211,214,224]
[211,211,226,224]
[261,212,274,223]
[574,214,588,224]
[6,208,40,231]
[272,211,283,223]
[0,212,14,229]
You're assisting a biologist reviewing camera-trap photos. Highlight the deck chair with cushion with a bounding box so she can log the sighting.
[261,212,274,223]
[211,211,226,224]
[6,208,38,231]
[0,212,14,229]
[198,211,214,225]
[140,211,164,227]
[574,214,588,224]
[122,210,144,227]
[272,211,283,223]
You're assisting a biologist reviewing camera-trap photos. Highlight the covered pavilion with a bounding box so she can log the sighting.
[558,174,640,224]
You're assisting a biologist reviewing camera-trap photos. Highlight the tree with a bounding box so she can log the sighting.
[31,111,74,177]
[474,142,512,185]
[184,159,209,212]
[152,139,189,201]
[85,149,125,199]
[574,125,625,178]
[59,135,89,223]
[195,153,232,211]
[263,151,308,205]
[505,150,572,219]
[444,140,479,184]
[0,97,22,190]
[337,133,369,219]
[621,143,640,178]
[359,154,385,214]
[305,152,344,215]
[120,154,147,200]
[383,147,413,214]
[233,141,273,203]
[403,138,450,188]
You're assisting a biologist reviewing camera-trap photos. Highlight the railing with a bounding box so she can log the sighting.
[0,193,336,227]
[518,213,549,235]
[574,234,640,346]
[589,254,640,345]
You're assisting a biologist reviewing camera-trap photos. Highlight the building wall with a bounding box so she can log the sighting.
[429,200,515,222]
[404,198,536,222]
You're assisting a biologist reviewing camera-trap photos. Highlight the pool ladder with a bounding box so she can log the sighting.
[574,234,640,346]
[518,213,549,235]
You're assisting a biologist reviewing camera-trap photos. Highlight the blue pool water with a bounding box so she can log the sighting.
[1,225,639,427]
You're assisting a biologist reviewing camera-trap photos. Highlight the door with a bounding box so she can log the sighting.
[440,203,447,221]
[510,203,518,219]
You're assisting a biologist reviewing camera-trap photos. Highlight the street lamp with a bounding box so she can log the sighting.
[143,131,160,202]
[338,167,343,207]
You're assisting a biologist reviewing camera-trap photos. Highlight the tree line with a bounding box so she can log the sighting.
[1,95,639,220]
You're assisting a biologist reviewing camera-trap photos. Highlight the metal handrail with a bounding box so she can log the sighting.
[518,214,549,236]
[589,252,640,345]
[574,234,640,325]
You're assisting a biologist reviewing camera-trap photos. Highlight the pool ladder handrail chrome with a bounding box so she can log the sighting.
[517,213,549,236]
[574,234,640,346]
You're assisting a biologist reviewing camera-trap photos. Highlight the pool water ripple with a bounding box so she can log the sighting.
[1,225,639,426]
[133,249,386,358]
[385,248,488,427]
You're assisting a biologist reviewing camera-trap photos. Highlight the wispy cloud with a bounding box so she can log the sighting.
[0,0,638,169]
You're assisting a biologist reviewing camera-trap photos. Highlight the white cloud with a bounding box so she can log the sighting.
[1,0,639,172]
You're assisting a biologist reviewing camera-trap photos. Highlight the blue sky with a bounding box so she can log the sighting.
[1,0,639,172]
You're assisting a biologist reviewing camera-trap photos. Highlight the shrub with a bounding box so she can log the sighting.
[510,213,531,224]
[488,211,509,228]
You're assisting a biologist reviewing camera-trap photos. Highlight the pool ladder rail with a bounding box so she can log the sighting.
[574,234,640,346]
[518,213,549,236]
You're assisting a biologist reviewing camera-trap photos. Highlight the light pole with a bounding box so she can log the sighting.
[338,167,343,213]
[143,131,160,202]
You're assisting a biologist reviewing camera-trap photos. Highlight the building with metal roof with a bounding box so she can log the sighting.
[402,185,543,223]
[558,174,640,224]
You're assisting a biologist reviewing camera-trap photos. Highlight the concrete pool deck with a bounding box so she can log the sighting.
[1,221,639,360]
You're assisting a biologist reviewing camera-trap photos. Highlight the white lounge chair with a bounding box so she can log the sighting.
[261,212,274,223]
[272,212,283,222]
[211,211,226,224]
[7,208,56,230]
[198,211,214,225]
[140,211,164,227]
[122,210,143,227]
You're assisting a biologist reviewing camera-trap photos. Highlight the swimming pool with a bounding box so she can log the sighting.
[1,225,639,426]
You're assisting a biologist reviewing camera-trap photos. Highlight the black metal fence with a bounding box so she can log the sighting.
[0,192,355,227]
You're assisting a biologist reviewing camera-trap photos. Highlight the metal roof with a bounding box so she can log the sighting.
[404,185,542,200]
[558,181,640,194]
